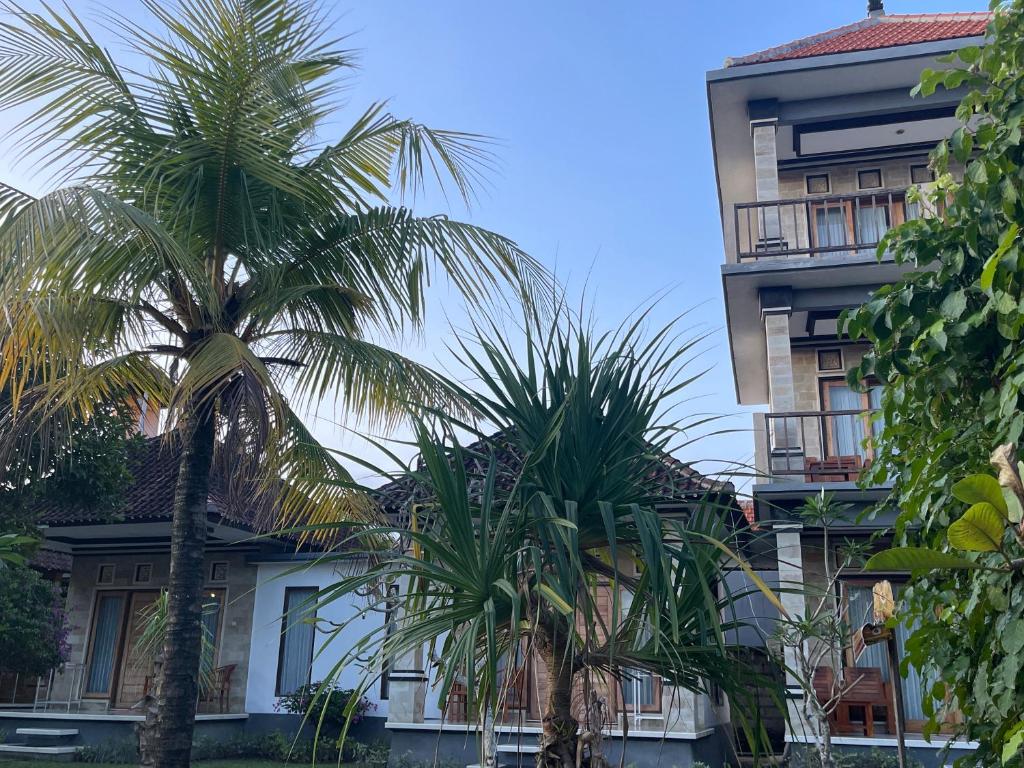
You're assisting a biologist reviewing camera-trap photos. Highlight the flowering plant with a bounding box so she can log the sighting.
[275,681,375,727]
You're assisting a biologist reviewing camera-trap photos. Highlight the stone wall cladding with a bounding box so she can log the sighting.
[58,551,257,713]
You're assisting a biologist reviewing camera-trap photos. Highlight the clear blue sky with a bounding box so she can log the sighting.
[0,0,989,487]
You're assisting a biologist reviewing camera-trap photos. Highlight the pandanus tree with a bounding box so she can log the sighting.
[0,1,545,766]
[311,307,783,768]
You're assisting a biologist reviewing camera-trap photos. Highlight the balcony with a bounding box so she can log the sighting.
[734,188,917,261]
[764,409,880,482]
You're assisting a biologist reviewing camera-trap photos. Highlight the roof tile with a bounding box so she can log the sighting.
[728,12,992,67]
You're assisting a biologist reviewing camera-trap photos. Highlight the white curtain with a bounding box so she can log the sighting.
[277,588,317,695]
[85,594,125,694]
[855,204,890,250]
[815,207,849,255]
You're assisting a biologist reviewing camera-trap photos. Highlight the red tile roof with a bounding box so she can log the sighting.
[728,12,992,67]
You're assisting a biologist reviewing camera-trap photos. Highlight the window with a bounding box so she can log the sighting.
[857,168,883,190]
[821,380,884,463]
[380,584,400,700]
[276,587,317,695]
[910,164,934,184]
[621,668,660,712]
[209,562,229,583]
[134,564,152,585]
[817,349,843,372]
[97,564,115,585]
[806,174,830,194]
[843,582,931,729]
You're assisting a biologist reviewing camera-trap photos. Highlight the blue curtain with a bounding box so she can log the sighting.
[202,595,221,645]
[848,586,926,724]
[85,594,125,694]
[277,588,317,695]
[826,385,867,460]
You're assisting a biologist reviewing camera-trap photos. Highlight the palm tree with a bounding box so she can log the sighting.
[0,2,545,766]
[313,306,783,768]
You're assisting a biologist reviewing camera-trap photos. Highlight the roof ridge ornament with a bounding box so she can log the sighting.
[868,0,885,17]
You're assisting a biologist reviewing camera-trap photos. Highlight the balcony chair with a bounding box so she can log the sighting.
[804,455,863,483]
[199,664,237,713]
[841,667,895,737]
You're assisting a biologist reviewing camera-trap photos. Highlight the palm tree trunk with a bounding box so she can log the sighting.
[536,618,578,768]
[149,411,216,768]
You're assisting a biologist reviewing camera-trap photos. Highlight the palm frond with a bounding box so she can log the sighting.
[259,329,471,430]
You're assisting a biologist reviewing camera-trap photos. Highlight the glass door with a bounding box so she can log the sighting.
[84,593,127,698]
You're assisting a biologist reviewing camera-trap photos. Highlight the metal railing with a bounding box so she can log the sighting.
[764,410,879,481]
[734,188,913,261]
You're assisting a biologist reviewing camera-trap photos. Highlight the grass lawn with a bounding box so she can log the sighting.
[0,762,361,768]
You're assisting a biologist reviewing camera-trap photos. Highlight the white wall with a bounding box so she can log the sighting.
[245,560,387,717]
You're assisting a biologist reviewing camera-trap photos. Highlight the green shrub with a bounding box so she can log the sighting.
[0,564,69,676]
[275,680,376,728]
[74,738,137,764]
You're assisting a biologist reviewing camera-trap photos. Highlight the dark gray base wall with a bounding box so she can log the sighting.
[0,714,249,747]
[387,726,729,768]
[243,712,390,744]
[788,739,977,768]
[0,713,389,749]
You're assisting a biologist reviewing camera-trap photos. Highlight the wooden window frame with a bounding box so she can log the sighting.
[910,164,934,184]
[133,563,153,585]
[96,563,116,586]
[817,348,844,372]
[275,587,318,697]
[857,168,883,190]
[820,378,881,462]
[112,590,161,709]
[806,173,831,195]
[209,561,229,583]
[619,669,663,714]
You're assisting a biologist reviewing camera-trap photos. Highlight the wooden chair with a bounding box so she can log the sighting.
[199,664,237,713]
[841,667,895,736]
[812,667,840,731]
[445,683,469,724]
[804,455,863,483]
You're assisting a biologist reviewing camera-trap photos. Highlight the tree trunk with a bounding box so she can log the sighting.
[802,683,835,768]
[148,412,216,768]
[536,619,579,768]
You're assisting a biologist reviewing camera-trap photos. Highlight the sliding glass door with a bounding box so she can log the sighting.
[84,593,127,697]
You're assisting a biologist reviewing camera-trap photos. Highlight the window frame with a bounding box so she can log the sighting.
[133,563,153,585]
[96,563,116,585]
[857,168,884,190]
[805,173,831,195]
[275,586,318,697]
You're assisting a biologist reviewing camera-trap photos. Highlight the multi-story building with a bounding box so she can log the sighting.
[708,3,989,766]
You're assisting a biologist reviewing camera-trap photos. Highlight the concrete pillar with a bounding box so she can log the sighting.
[751,119,781,244]
[386,644,427,723]
[762,294,803,475]
[775,525,810,736]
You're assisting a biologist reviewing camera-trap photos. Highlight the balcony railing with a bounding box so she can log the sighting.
[734,188,916,261]
[764,409,879,482]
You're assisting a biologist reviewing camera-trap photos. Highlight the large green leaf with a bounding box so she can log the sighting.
[948,502,1006,552]
[864,547,985,572]
[951,474,1008,516]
